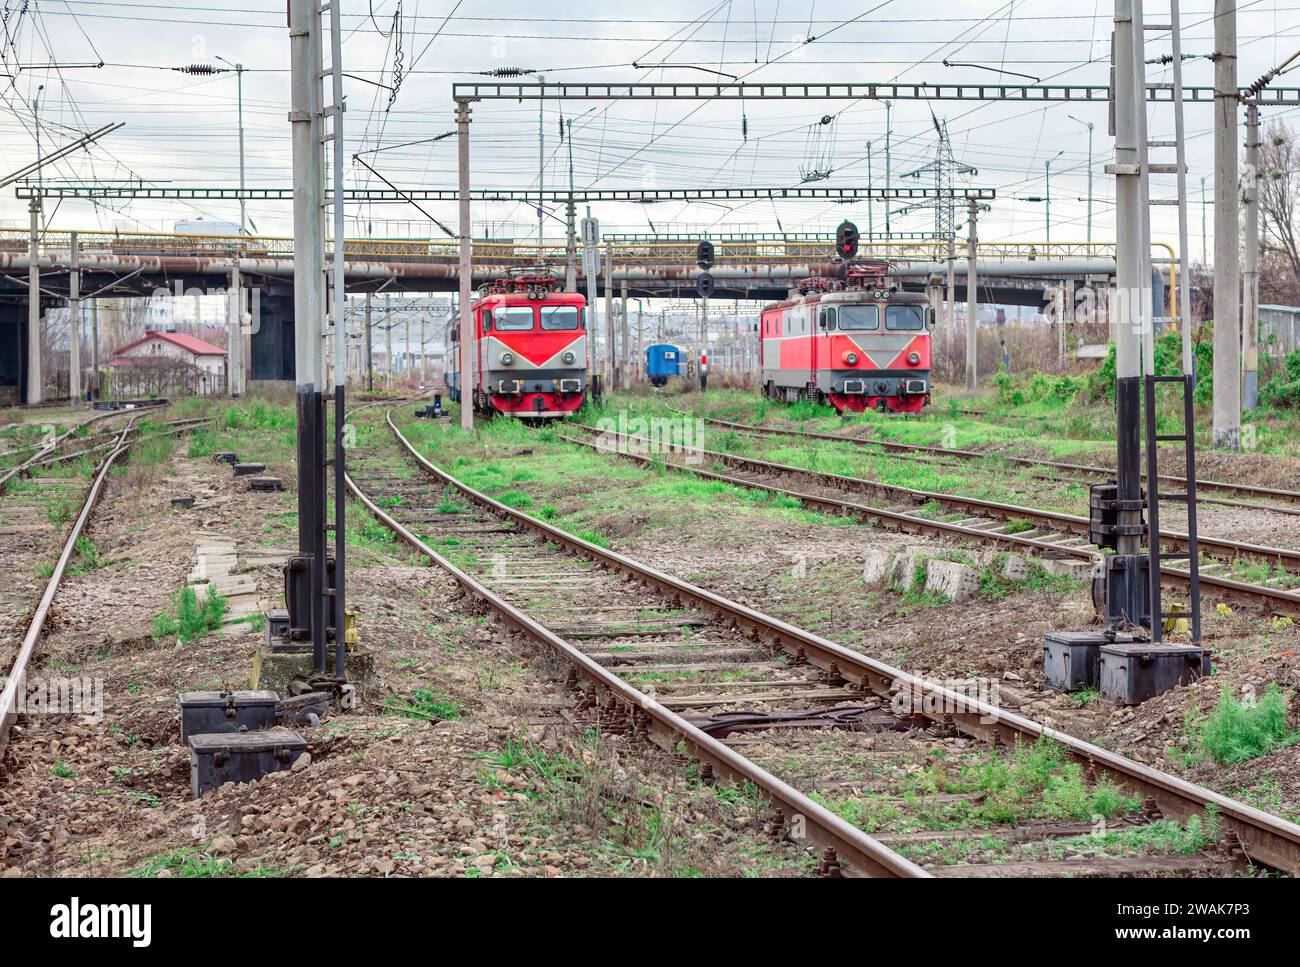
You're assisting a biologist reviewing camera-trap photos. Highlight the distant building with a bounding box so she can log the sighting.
[109,331,227,397]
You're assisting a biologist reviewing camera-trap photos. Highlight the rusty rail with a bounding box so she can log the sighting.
[694,411,1300,509]
[378,407,1300,873]
[345,410,927,878]
[0,420,139,753]
[608,421,1300,574]
[564,423,1300,618]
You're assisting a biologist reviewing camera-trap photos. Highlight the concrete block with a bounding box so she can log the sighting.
[890,545,932,593]
[925,560,981,602]
[1041,558,1093,581]
[862,549,891,585]
[1001,554,1029,581]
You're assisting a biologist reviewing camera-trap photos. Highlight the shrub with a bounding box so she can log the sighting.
[1192,684,1299,764]
[1260,349,1300,409]
[152,585,228,644]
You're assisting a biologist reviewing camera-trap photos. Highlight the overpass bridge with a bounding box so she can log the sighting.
[0,228,1179,400]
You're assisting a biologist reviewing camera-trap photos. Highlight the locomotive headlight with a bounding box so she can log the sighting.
[907,351,920,365]
[501,352,514,365]
[844,351,859,365]
[562,351,576,364]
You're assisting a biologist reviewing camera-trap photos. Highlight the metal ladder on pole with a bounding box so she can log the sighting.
[321,0,349,679]
[1141,0,1203,645]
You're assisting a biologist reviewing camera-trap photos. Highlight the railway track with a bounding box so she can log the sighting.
[690,411,1300,514]
[0,409,199,753]
[0,400,173,493]
[564,422,1300,616]
[344,405,1300,877]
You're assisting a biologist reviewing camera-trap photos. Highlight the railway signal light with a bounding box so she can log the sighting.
[836,220,860,260]
[696,239,715,269]
[696,272,715,298]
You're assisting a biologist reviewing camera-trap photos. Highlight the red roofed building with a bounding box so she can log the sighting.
[110,331,228,397]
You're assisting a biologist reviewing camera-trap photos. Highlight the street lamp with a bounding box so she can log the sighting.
[215,56,247,235]
[1068,116,1094,243]
[1044,150,1064,245]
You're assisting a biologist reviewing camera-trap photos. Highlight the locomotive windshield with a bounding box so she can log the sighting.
[886,305,926,331]
[837,304,880,330]
[541,306,582,330]
[495,306,535,331]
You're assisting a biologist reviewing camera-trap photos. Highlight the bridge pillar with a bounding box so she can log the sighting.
[250,281,296,384]
[0,301,28,407]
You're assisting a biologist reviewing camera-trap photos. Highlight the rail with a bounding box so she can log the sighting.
[370,405,1300,873]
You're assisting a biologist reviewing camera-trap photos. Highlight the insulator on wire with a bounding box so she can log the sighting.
[176,64,217,74]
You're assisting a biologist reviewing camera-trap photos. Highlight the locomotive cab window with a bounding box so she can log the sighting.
[837,304,880,330]
[479,310,493,332]
[819,308,836,330]
[495,306,535,331]
[886,305,926,331]
[540,306,582,330]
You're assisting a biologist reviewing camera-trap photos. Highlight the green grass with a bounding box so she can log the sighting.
[45,496,81,526]
[151,585,228,644]
[383,687,463,722]
[819,737,1141,835]
[977,557,1086,601]
[127,846,296,878]
[67,536,107,576]
[51,761,77,779]
[1188,685,1300,765]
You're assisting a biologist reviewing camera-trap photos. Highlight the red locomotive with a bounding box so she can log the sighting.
[758,261,933,414]
[446,268,589,418]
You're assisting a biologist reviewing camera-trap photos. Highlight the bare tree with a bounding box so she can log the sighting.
[1258,121,1300,306]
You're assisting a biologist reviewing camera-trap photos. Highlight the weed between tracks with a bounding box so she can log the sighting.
[150,585,228,645]
[1181,685,1300,765]
[476,731,814,877]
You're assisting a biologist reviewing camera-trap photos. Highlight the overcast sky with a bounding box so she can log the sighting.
[2,0,1298,258]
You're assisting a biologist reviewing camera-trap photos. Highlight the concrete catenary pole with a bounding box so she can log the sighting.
[385,292,393,392]
[945,233,957,345]
[227,266,240,396]
[966,200,978,390]
[326,0,349,680]
[1242,102,1260,411]
[289,0,327,672]
[565,118,577,292]
[457,98,474,431]
[68,232,80,402]
[604,243,615,388]
[1212,0,1241,448]
[27,195,41,404]
[1112,0,1150,569]
[91,296,99,399]
[620,279,629,387]
[364,292,373,392]
[582,207,599,382]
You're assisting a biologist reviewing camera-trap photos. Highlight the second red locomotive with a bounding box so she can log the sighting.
[758,261,933,414]
[446,269,589,418]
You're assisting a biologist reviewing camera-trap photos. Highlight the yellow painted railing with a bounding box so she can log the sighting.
[0,227,1138,264]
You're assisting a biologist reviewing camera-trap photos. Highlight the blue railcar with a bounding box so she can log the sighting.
[645,344,684,387]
